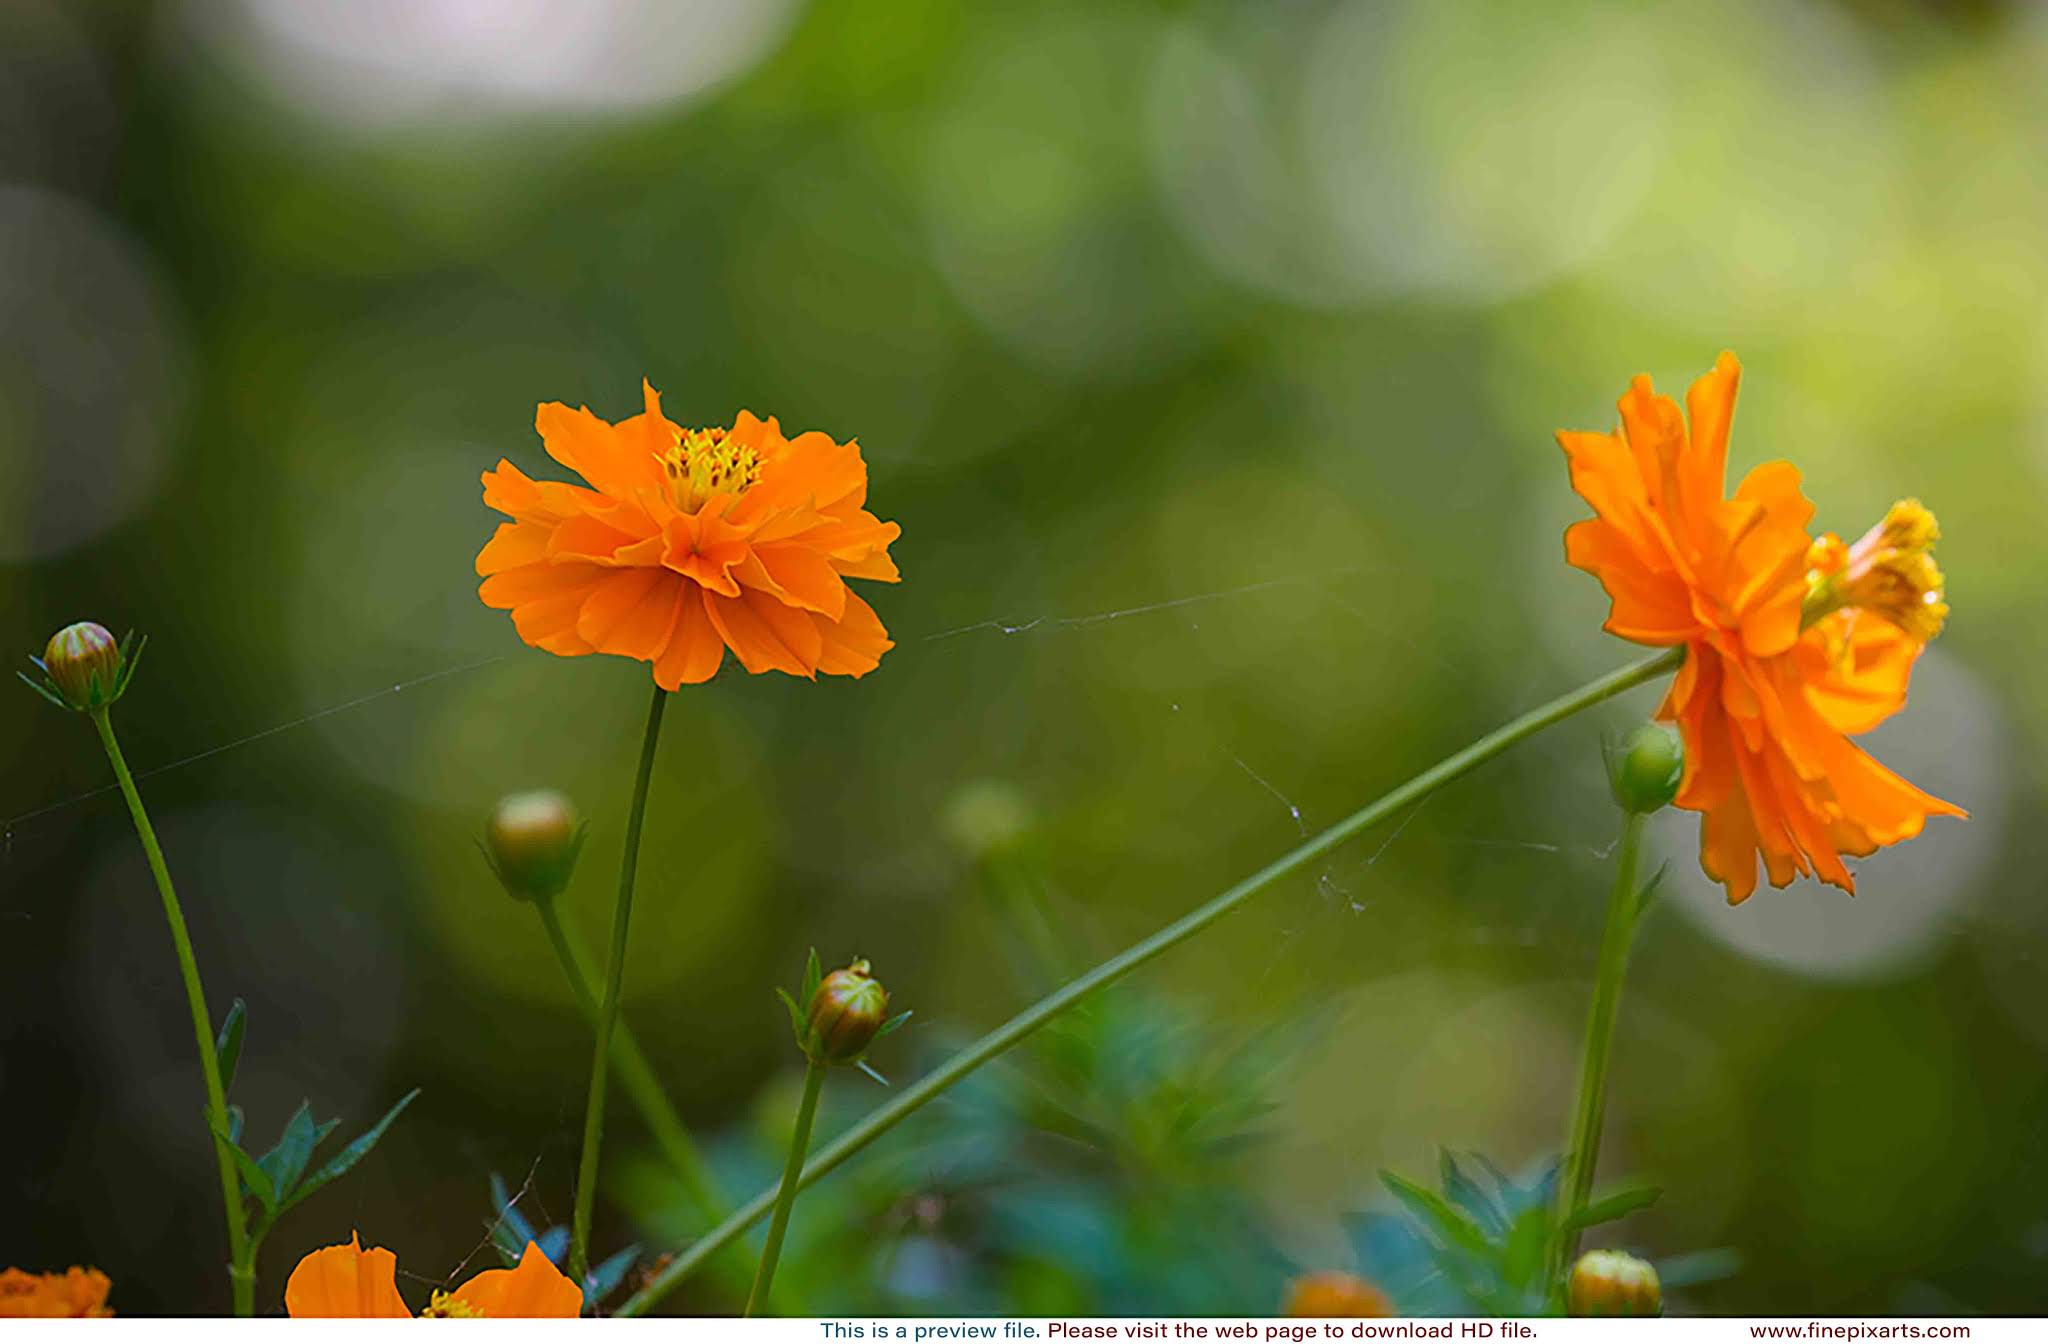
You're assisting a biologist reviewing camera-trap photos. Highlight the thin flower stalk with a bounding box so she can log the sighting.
[569,684,668,1284]
[743,1059,826,1317]
[616,647,1683,1316]
[90,709,254,1315]
[532,896,725,1221]
[1553,808,1648,1280]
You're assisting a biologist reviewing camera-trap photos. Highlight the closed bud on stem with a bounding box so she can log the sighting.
[806,959,892,1064]
[1567,1249,1662,1317]
[483,790,585,901]
[23,622,143,714]
[1609,722,1683,814]
[1281,1271,1393,1317]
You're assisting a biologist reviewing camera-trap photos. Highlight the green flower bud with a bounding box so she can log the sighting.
[483,790,585,901]
[28,622,133,712]
[1567,1249,1662,1318]
[806,958,891,1063]
[1609,722,1684,814]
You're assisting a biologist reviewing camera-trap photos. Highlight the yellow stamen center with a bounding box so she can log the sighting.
[658,426,759,514]
[1801,497,1948,641]
[420,1291,483,1318]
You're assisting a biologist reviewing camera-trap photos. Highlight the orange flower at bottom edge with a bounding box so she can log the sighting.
[285,1234,582,1318]
[1281,1270,1394,1317]
[1558,351,1964,903]
[0,1266,113,1317]
[477,382,902,688]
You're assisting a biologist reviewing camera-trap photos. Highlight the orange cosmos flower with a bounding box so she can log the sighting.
[1282,1270,1394,1317]
[0,1266,113,1318]
[285,1234,582,1318]
[478,383,901,687]
[1559,352,1963,904]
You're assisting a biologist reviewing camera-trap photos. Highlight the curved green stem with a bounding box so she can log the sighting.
[743,1059,826,1317]
[1554,807,1648,1277]
[91,709,253,1316]
[569,684,668,1286]
[616,647,1683,1317]
[535,897,726,1222]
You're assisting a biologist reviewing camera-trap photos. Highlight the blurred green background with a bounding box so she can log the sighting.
[4,0,2046,1317]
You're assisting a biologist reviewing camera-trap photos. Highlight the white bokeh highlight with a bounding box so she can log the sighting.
[182,0,799,131]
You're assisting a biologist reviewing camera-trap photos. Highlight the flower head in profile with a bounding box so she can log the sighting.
[1281,1270,1393,1317]
[286,1234,581,1318]
[478,383,901,687]
[0,1267,113,1318]
[1559,352,1963,903]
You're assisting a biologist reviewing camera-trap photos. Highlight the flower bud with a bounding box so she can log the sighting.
[1609,722,1683,814]
[35,623,126,712]
[483,790,585,901]
[1567,1249,1662,1318]
[806,959,890,1063]
[1280,1270,1392,1317]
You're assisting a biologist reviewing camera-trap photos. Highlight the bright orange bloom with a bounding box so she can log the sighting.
[1560,352,1963,903]
[1282,1270,1394,1317]
[0,1267,113,1317]
[478,383,901,687]
[285,1234,582,1318]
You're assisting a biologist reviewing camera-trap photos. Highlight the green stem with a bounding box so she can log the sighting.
[743,1059,826,1317]
[569,684,668,1287]
[91,709,253,1316]
[617,647,1683,1317]
[535,896,726,1223]
[1554,807,1648,1280]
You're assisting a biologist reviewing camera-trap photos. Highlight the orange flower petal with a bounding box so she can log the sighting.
[536,400,664,501]
[476,520,554,575]
[653,587,727,689]
[578,568,683,661]
[1565,519,1696,643]
[0,1267,114,1318]
[1799,613,1917,735]
[746,545,849,620]
[1680,351,1739,523]
[285,1235,411,1318]
[813,589,894,678]
[706,587,824,677]
[449,1241,583,1319]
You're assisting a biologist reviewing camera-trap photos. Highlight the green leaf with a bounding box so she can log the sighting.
[1439,1149,1506,1236]
[226,1104,245,1145]
[486,1172,540,1266]
[775,987,806,1042]
[257,1102,327,1199]
[585,1245,639,1301]
[1500,1205,1550,1294]
[215,999,248,1093]
[1563,1185,1663,1233]
[1380,1169,1491,1258]
[802,947,822,1003]
[276,1089,420,1216]
[1632,861,1672,923]
[213,1126,277,1214]
[873,1009,914,1039]
[114,632,147,697]
[17,670,70,709]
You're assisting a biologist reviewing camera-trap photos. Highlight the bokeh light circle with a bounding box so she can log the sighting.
[0,186,186,565]
[184,0,799,130]
[1299,0,1667,304]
